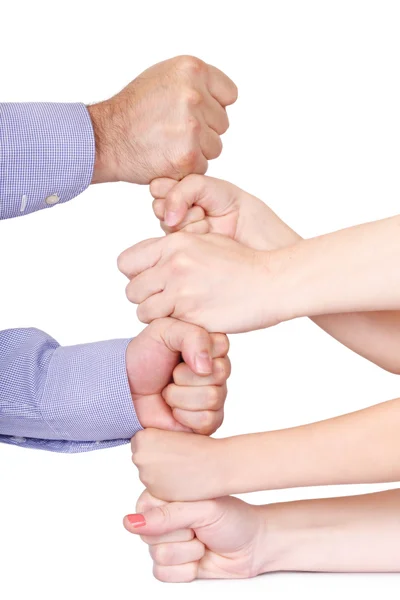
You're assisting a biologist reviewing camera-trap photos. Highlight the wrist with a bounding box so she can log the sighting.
[257,501,323,574]
[87,102,119,184]
[218,434,264,495]
[255,246,301,327]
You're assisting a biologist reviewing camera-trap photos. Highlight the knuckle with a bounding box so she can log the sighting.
[214,358,231,382]
[176,55,204,74]
[125,282,136,303]
[151,543,172,566]
[117,252,128,274]
[176,149,198,171]
[136,304,150,324]
[199,410,214,431]
[134,429,146,447]
[161,384,174,405]
[207,386,222,409]
[170,250,190,273]
[185,89,202,106]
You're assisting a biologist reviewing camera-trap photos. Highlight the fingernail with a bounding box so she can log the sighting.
[164,210,178,226]
[126,514,146,528]
[195,352,212,374]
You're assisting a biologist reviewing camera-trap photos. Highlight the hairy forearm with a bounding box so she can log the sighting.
[221,397,400,494]
[262,489,400,573]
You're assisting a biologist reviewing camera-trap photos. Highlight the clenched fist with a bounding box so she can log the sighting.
[88,56,237,185]
[127,318,230,434]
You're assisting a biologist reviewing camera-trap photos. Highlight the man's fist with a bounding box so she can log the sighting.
[126,318,230,434]
[88,56,237,185]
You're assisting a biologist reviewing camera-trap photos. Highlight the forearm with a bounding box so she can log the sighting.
[221,397,400,494]
[0,103,94,219]
[262,489,400,573]
[272,214,400,323]
[259,211,400,372]
[0,328,141,452]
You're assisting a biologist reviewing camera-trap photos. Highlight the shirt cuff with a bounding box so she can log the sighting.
[0,103,95,220]
[39,338,142,442]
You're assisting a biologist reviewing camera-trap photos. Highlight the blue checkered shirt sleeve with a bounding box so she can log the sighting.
[0,328,142,453]
[0,103,94,219]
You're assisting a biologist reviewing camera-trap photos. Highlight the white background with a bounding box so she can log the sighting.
[1,0,400,597]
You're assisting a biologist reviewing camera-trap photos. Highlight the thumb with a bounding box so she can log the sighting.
[162,318,213,375]
[159,174,210,227]
[124,499,219,536]
[163,175,238,227]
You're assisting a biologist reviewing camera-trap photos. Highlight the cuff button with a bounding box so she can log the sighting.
[45,194,60,206]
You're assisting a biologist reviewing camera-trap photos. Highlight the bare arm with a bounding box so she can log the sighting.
[125,488,400,580]
[222,396,400,495]
[266,489,400,573]
[150,176,400,373]
[130,396,400,501]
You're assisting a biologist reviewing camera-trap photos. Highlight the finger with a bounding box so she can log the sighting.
[132,394,191,432]
[150,178,178,199]
[202,93,230,134]
[161,319,213,375]
[160,219,209,236]
[135,490,194,545]
[173,357,231,386]
[163,383,227,411]
[153,562,198,583]
[172,407,224,435]
[117,237,164,279]
[137,292,174,324]
[124,499,220,536]
[141,529,194,545]
[150,538,205,566]
[152,198,165,220]
[200,125,223,161]
[161,174,209,227]
[210,332,230,358]
[207,64,238,107]
[165,205,205,231]
[125,266,165,304]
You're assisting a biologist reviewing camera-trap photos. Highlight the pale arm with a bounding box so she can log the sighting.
[222,397,400,495]
[266,489,400,573]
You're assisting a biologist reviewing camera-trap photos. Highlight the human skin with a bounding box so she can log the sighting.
[123,489,400,581]
[87,56,237,185]
[118,203,400,335]
[126,318,230,435]
[149,175,400,373]
[131,397,400,501]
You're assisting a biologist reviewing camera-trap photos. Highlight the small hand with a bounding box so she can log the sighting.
[131,429,229,501]
[88,56,237,185]
[150,174,301,250]
[123,490,270,582]
[126,318,230,434]
[118,232,282,333]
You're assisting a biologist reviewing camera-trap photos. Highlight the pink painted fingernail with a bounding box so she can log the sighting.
[195,352,212,374]
[126,514,146,528]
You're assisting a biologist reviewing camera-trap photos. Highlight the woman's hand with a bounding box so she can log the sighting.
[150,174,300,250]
[123,490,270,582]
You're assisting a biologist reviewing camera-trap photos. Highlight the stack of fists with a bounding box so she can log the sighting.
[114,60,400,582]
[119,175,296,582]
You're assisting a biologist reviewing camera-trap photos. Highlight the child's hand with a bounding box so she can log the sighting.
[150,174,300,251]
[124,490,270,582]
